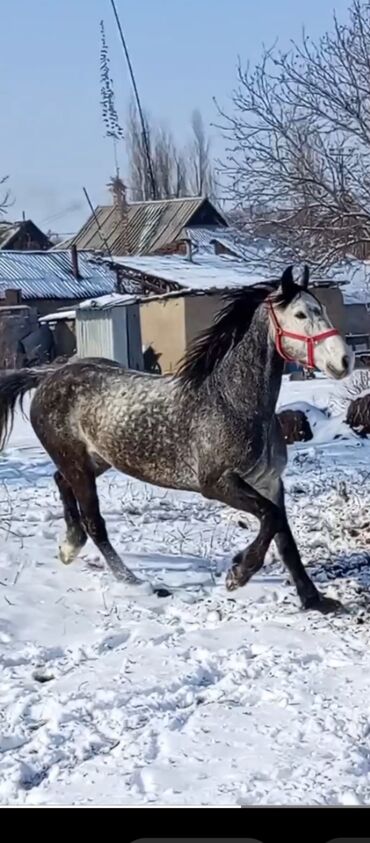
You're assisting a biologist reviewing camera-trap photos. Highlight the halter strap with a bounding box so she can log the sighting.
[268,302,340,369]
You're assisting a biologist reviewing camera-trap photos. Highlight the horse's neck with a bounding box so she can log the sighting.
[218,307,284,414]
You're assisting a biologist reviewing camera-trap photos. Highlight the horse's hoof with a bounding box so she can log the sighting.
[59,540,78,565]
[225,568,242,591]
[303,594,343,614]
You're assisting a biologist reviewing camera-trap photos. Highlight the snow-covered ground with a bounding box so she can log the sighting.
[1,376,370,806]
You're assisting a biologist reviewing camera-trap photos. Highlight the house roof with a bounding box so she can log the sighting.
[183,226,269,260]
[102,252,339,295]
[62,196,227,256]
[0,221,24,248]
[102,253,277,293]
[0,219,51,250]
[0,250,116,301]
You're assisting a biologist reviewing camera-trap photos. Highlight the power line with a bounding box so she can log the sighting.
[109,0,157,200]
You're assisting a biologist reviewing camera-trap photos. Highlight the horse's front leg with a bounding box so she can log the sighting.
[202,471,341,614]
[201,470,282,589]
[273,481,342,614]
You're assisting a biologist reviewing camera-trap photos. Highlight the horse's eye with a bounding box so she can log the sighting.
[295,312,306,319]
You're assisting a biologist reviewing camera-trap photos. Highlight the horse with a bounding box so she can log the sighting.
[0,266,351,612]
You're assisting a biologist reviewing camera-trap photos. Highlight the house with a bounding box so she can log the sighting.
[59,191,228,257]
[0,249,120,367]
[0,249,117,317]
[123,256,347,372]
[55,252,346,374]
[0,219,51,251]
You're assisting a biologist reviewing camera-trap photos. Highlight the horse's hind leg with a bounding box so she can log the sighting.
[54,470,87,564]
[65,461,140,584]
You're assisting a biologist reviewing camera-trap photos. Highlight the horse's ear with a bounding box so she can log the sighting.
[280,266,294,295]
[302,265,309,290]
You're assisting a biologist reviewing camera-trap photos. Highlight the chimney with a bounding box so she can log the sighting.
[70,245,80,279]
[4,288,22,306]
[184,237,193,262]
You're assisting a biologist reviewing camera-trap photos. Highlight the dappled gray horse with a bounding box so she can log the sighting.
[0,267,351,612]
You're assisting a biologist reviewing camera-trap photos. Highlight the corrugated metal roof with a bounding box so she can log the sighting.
[104,253,339,294]
[183,226,279,261]
[63,197,227,256]
[0,250,116,300]
[104,253,267,292]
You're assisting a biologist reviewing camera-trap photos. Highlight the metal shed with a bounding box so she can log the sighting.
[75,294,143,370]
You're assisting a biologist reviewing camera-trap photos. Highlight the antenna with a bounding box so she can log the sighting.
[82,187,113,257]
[109,0,157,200]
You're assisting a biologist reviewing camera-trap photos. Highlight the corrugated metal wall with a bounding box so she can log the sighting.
[76,310,118,362]
[76,304,143,369]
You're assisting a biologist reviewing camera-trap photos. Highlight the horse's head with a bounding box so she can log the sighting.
[269,266,352,379]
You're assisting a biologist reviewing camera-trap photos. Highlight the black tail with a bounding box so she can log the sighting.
[0,369,51,449]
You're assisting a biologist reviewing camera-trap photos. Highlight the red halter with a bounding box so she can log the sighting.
[268,302,340,370]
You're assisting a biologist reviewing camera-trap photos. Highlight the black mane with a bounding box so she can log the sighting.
[177,280,305,388]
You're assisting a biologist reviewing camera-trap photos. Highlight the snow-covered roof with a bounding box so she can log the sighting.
[78,292,141,310]
[40,309,76,323]
[102,250,340,295]
[326,259,370,305]
[105,253,269,292]
[183,226,276,263]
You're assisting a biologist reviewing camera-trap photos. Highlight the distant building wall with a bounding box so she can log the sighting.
[140,294,229,374]
[0,305,38,368]
[140,297,186,373]
[141,286,349,376]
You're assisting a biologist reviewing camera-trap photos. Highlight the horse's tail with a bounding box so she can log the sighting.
[0,368,52,450]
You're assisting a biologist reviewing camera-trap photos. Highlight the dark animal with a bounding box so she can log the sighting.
[346,393,370,436]
[278,409,313,444]
[0,268,351,611]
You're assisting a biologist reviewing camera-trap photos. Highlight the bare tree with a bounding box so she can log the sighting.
[126,101,192,200]
[220,0,370,269]
[152,125,179,198]
[189,109,215,197]
[126,100,154,200]
[126,101,217,201]
[0,176,10,217]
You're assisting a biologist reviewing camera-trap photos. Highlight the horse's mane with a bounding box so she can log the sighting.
[177,281,304,389]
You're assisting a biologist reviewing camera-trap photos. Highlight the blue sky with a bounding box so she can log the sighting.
[0,0,350,234]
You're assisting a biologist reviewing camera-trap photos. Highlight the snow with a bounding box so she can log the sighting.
[107,253,269,291]
[327,258,370,305]
[40,310,76,323]
[1,376,370,805]
[107,253,340,295]
[78,293,140,310]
